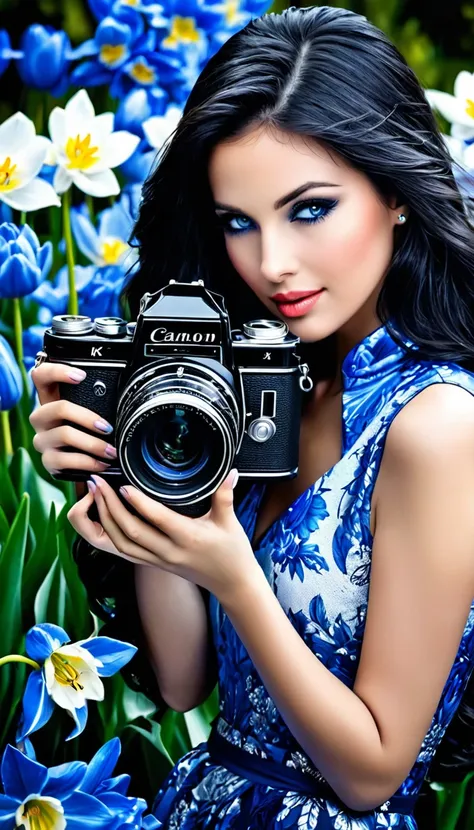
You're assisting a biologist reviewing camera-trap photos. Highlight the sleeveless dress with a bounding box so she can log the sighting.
[152,323,474,829]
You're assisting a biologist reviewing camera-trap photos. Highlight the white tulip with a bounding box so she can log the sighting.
[0,112,60,211]
[43,642,105,712]
[49,89,140,197]
[143,104,183,155]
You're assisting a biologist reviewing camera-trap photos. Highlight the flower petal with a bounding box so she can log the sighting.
[1,177,61,211]
[65,89,96,138]
[26,624,70,661]
[426,88,474,127]
[49,106,67,149]
[53,165,73,195]
[80,738,121,795]
[71,168,119,197]
[99,131,140,169]
[43,761,87,798]
[92,112,114,142]
[453,70,474,103]
[13,136,52,185]
[16,669,54,740]
[1,744,47,800]
[61,791,116,830]
[0,794,19,824]
[81,637,137,677]
[71,206,101,264]
[66,704,88,741]
[0,112,35,158]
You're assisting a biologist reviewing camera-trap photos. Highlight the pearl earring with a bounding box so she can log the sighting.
[397,213,407,224]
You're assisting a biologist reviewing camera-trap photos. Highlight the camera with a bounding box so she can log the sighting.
[37,280,313,516]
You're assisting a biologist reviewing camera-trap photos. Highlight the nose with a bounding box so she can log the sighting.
[259,227,299,283]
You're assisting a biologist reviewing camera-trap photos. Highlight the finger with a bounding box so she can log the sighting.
[34,424,117,461]
[31,362,88,406]
[30,398,114,436]
[91,476,177,558]
[67,491,119,554]
[93,485,159,567]
[42,449,111,475]
[210,469,239,526]
[114,481,193,546]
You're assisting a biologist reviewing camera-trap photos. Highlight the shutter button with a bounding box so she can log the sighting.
[247,417,276,443]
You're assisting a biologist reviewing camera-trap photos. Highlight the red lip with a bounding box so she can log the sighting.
[271,290,323,303]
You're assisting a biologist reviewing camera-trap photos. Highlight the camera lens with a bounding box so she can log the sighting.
[116,360,241,506]
[140,408,208,481]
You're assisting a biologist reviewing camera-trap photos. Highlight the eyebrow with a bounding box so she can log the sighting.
[214,181,341,213]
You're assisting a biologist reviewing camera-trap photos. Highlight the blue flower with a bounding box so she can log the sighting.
[71,195,137,268]
[71,11,147,87]
[115,87,169,138]
[23,324,47,373]
[0,738,152,829]
[0,335,22,411]
[33,262,127,320]
[17,25,72,96]
[0,223,52,299]
[16,623,137,742]
[90,0,167,26]
[0,30,23,78]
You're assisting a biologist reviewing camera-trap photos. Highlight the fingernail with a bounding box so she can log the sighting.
[68,369,87,382]
[94,420,113,434]
[230,468,239,489]
[87,480,97,495]
[104,444,117,458]
[91,474,104,487]
[119,486,131,501]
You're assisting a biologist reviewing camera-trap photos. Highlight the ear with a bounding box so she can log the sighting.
[387,194,409,224]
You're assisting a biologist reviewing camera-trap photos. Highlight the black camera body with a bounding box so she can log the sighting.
[39,280,313,516]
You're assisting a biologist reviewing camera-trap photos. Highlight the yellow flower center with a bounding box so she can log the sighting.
[466,99,474,119]
[122,0,139,5]
[129,59,156,85]
[101,238,129,265]
[225,0,240,25]
[50,651,84,691]
[163,16,200,48]
[65,133,100,171]
[0,156,19,191]
[100,43,126,66]
[16,796,65,830]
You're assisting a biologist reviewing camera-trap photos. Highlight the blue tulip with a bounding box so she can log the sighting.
[17,25,72,96]
[16,623,137,742]
[90,0,167,26]
[0,738,153,829]
[33,262,126,320]
[0,335,22,411]
[0,30,23,78]
[0,223,52,299]
[70,11,146,89]
[23,324,47,373]
[115,87,168,138]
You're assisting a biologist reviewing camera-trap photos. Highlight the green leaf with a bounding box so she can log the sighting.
[183,706,212,748]
[9,448,66,541]
[0,504,10,545]
[23,502,59,617]
[122,682,157,722]
[125,720,174,767]
[160,708,192,763]
[34,556,67,629]
[435,771,474,830]
[0,494,29,702]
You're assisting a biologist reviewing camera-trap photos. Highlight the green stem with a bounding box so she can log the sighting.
[63,189,78,315]
[0,654,41,670]
[20,211,27,226]
[12,298,29,447]
[86,194,94,220]
[0,410,13,458]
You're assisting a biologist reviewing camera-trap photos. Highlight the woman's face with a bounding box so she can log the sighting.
[208,124,407,347]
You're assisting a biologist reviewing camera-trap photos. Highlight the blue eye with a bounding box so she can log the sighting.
[216,214,256,236]
[290,198,338,224]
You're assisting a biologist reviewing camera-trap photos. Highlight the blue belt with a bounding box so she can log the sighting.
[207,723,422,817]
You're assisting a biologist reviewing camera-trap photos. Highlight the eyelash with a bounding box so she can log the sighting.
[216,198,339,236]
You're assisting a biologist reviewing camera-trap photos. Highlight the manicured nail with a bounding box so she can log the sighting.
[94,420,113,434]
[68,369,87,382]
[104,444,117,458]
[90,474,104,487]
[87,480,96,495]
[119,486,131,501]
[230,468,239,489]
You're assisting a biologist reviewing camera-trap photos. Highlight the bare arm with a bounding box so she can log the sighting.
[220,383,474,811]
[31,362,217,713]
[134,564,217,711]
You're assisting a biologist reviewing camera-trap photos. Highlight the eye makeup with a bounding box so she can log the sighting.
[215,197,339,236]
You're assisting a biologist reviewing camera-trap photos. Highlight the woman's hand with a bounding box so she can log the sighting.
[30,362,117,475]
[67,472,262,602]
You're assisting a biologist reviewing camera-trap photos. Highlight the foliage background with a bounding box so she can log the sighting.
[1,1,474,828]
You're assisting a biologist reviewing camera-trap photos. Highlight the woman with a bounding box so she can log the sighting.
[30,5,474,829]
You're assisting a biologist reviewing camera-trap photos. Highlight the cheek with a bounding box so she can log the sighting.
[319,202,394,277]
[225,237,259,288]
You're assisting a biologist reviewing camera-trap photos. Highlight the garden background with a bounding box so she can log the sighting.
[0,0,474,828]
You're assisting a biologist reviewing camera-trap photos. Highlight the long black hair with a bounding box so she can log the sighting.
[122,5,474,780]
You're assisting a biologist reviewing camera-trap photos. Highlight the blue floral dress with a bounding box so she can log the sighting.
[152,323,474,829]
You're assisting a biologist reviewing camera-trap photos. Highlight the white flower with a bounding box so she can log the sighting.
[0,112,60,211]
[426,71,474,137]
[48,89,140,197]
[43,641,105,712]
[143,104,182,155]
